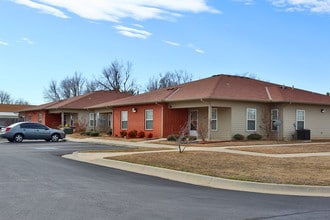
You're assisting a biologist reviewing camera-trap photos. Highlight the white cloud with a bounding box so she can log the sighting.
[269,0,330,13]
[163,40,180,46]
[13,0,69,18]
[234,0,256,6]
[12,0,220,22]
[114,25,152,39]
[21,37,35,44]
[0,40,9,46]
[195,48,205,54]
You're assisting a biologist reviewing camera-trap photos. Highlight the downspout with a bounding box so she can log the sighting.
[207,103,212,141]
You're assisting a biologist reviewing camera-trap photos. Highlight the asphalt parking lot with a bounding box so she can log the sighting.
[1,139,330,220]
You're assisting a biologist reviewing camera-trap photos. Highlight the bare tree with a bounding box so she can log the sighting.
[146,70,193,91]
[198,116,209,142]
[14,99,29,105]
[146,75,159,92]
[0,90,12,104]
[85,80,100,93]
[60,72,86,98]
[96,60,138,94]
[43,80,61,101]
[260,106,271,140]
[44,72,86,101]
[177,121,190,153]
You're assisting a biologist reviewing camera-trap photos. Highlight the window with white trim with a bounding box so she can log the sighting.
[121,111,128,130]
[145,109,153,130]
[89,113,94,127]
[296,110,305,130]
[271,109,279,131]
[247,108,256,131]
[211,108,217,130]
[38,113,42,123]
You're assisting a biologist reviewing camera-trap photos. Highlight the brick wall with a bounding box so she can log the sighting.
[113,103,188,138]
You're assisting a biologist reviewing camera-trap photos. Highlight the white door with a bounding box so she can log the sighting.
[189,110,198,137]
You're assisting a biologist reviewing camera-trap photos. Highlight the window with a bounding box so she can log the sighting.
[38,113,42,123]
[89,113,94,127]
[190,110,198,131]
[145,110,153,130]
[211,108,217,130]
[296,110,305,130]
[247,108,256,131]
[271,109,279,131]
[121,111,128,130]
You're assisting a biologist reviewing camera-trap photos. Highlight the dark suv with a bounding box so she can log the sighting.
[0,122,66,142]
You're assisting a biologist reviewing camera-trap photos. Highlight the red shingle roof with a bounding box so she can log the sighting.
[20,91,132,112]
[0,104,36,113]
[92,74,330,107]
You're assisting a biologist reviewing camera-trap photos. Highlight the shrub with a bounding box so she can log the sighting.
[138,131,145,138]
[167,134,177,141]
[85,131,92,136]
[233,133,244,141]
[147,133,153,139]
[128,130,138,138]
[188,136,197,141]
[247,133,262,140]
[120,131,127,138]
[90,131,99,137]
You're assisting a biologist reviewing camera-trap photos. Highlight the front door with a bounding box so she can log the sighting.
[189,110,198,137]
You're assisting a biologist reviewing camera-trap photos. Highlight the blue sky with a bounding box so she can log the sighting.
[1,0,330,105]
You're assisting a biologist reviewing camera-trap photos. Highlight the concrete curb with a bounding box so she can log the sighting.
[63,153,330,197]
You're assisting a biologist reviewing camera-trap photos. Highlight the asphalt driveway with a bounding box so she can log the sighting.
[0,140,329,220]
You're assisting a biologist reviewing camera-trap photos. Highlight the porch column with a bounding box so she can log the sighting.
[207,104,212,140]
[61,112,65,128]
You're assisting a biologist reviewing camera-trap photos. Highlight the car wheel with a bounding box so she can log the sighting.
[51,134,60,142]
[14,134,24,143]
[7,138,14,142]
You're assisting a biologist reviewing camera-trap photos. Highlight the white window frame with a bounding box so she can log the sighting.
[121,111,128,130]
[89,113,94,127]
[296,110,305,130]
[246,108,257,131]
[38,113,42,123]
[211,108,218,131]
[145,109,153,130]
[271,109,279,131]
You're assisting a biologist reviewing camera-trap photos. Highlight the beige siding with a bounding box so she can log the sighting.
[282,104,330,140]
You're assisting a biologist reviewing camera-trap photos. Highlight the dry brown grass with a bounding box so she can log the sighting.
[234,144,330,154]
[111,151,330,186]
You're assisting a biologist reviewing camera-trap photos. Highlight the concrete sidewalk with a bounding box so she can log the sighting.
[63,136,330,197]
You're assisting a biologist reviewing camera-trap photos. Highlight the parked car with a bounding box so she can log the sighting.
[0,122,66,143]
